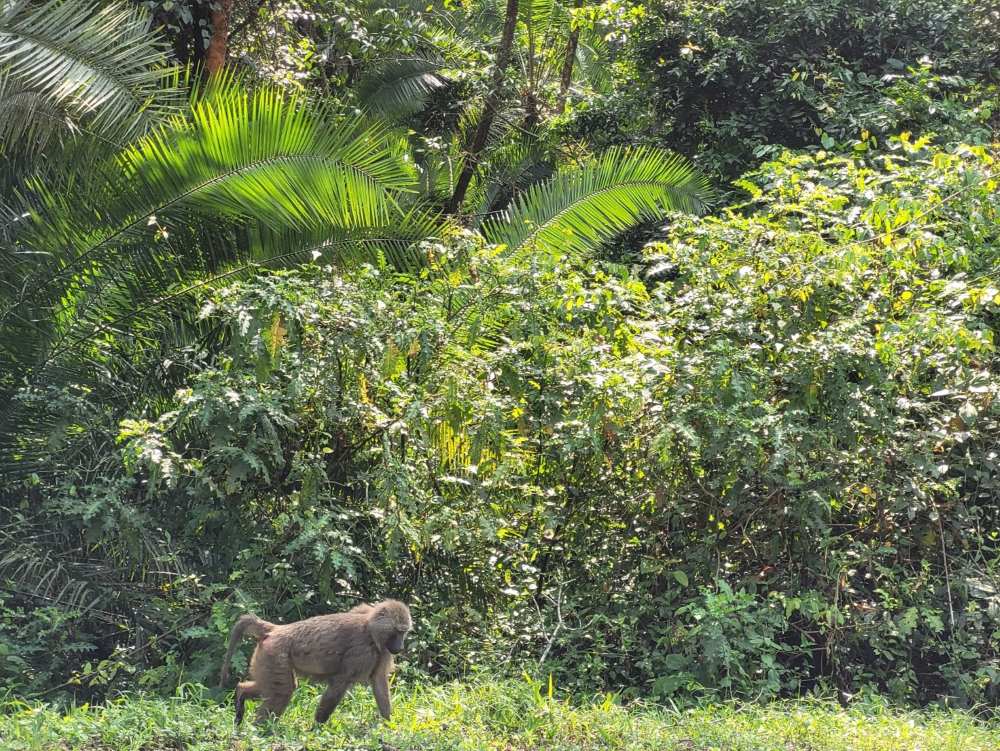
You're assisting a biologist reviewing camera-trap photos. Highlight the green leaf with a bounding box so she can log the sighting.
[116,87,419,231]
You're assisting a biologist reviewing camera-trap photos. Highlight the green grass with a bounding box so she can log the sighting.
[1,679,998,750]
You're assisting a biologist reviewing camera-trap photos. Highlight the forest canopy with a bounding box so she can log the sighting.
[0,0,998,709]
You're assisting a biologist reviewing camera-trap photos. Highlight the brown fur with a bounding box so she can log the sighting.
[218,599,412,726]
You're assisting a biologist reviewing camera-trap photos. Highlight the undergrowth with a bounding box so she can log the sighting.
[1,678,998,750]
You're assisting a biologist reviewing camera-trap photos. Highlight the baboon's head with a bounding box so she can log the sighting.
[369,599,412,654]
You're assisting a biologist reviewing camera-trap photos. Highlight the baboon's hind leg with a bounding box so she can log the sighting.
[315,679,350,724]
[255,688,294,724]
[252,656,296,724]
[235,680,260,727]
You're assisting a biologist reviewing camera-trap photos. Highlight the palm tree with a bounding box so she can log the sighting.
[0,0,709,475]
[446,0,520,213]
[352,0,621,219]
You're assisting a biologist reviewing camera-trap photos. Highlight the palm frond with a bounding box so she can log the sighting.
[518,0,558,36]
[0,539,96,613]
[4,88,424,326]
[20,87,419,285]
[0,71,80,153]
[575,32,612,93]
[0,0,181,137]
[127,89,418,229]
[0,87,430,463]
[467,136,553,224]
[358,57,449,120]
[482,146,711,255]
[237,207,443,273]
[20,204,439,382]
[456,98,521,151]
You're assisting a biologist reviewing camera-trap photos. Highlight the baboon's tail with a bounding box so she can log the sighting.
[218,613,274,687]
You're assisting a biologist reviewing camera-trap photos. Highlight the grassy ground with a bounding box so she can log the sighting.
[1,678,998,751]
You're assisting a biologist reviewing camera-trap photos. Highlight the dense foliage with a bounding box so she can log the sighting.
[1,0,998,713]
[570,0,1000,177]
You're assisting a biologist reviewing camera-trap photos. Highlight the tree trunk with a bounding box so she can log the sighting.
[205,0,233,75]
[555,0,583,115]
[445,0,519,215]
[524,26,539,128]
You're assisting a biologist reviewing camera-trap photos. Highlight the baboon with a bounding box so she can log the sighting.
[219,599,412,726]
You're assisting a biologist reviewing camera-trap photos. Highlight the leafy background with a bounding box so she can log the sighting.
[0,0,998,711]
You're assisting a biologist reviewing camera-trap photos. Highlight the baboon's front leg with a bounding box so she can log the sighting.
[372,673,391,720]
